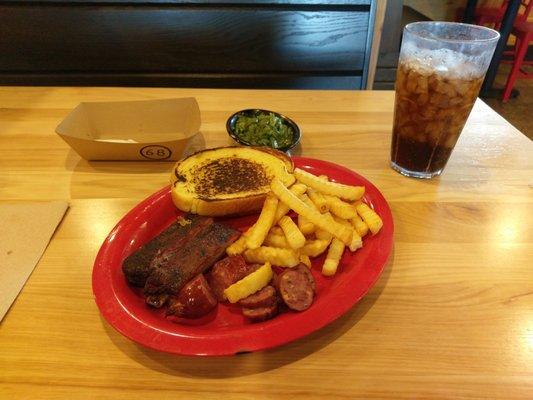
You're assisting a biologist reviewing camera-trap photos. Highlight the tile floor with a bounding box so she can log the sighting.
[482,63,532,140]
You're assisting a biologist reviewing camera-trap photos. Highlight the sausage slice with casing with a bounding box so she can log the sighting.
[239,285,277,308]
[166,274,217,318]
[277,264,316,311]
[242,303,278,322]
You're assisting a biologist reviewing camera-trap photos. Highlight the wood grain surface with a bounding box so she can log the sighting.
[0,86,531,399]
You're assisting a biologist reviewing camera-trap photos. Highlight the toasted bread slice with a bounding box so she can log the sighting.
[171,146,295,216]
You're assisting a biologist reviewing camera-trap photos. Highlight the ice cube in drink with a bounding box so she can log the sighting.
[391,56,484,177]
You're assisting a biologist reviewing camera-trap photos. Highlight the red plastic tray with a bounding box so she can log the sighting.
[92,157,394,356]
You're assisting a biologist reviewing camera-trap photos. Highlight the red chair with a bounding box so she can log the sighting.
[502,18,533,102]
[457,1,532,102]
[456,1,529,29]
[455,1,507,28]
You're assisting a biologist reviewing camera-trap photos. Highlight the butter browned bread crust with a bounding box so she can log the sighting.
[170,146,295,216]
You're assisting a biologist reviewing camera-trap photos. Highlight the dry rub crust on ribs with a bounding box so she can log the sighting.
[143,222,240,299]
[121,214,213,287]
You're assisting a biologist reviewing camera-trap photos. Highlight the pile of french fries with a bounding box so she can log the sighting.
[226,168,383,276]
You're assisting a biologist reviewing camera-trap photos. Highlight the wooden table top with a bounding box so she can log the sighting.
[0,87,531,399]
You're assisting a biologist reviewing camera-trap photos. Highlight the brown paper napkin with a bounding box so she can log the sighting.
[0,201,69,321]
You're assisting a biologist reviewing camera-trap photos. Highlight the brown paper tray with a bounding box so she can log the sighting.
[55,97,200,161]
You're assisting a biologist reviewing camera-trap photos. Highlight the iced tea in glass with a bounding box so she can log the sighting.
[391,22,499,178]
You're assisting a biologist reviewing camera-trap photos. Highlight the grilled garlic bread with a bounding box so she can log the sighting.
[170,146,295,216]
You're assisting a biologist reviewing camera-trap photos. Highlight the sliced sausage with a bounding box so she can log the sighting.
[242,303,278,322]
[294,263,316,292]
[207,255,259,301]
[277,264,316,311]
[166,274,217,318]
[239,285,277,308]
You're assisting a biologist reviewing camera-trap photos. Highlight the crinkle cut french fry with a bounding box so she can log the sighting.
[278,216,306,249]
[333,215,362,252]
[322,238,345,276]
[297,195,318,235]
[300,239,331,257]
[270,178,353,245]
[322,212,337,228]
[297,214,315,236]
[322,212,360,250]
[246,194,279,249]
[299,254,312,268]
[224,262,273,303]
[226,236,247,255]
[269,226,284,236]
[294,168,364,201]
[315,228,333,241]
[351,214,369,237]
[289,182,308,193]
[244,246,300,268]
[226,226,253,255]
[318,175,329,181]
[273,183,307,223]
[325,195,357,219]
[264,232,290,248]
[307,187,329,213]
[299,193,319,210]
[355,202,383,234]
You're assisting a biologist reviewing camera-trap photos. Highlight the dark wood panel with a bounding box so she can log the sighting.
[0,72,362,89]
[0,5,369,73]
[377,52,399,69]
[374,67,397,82]
[0,1,374,88]
[378,0,402,55]
[372,81,394,90]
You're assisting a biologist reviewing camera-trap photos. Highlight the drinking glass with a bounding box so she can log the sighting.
[391,22,499,178]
